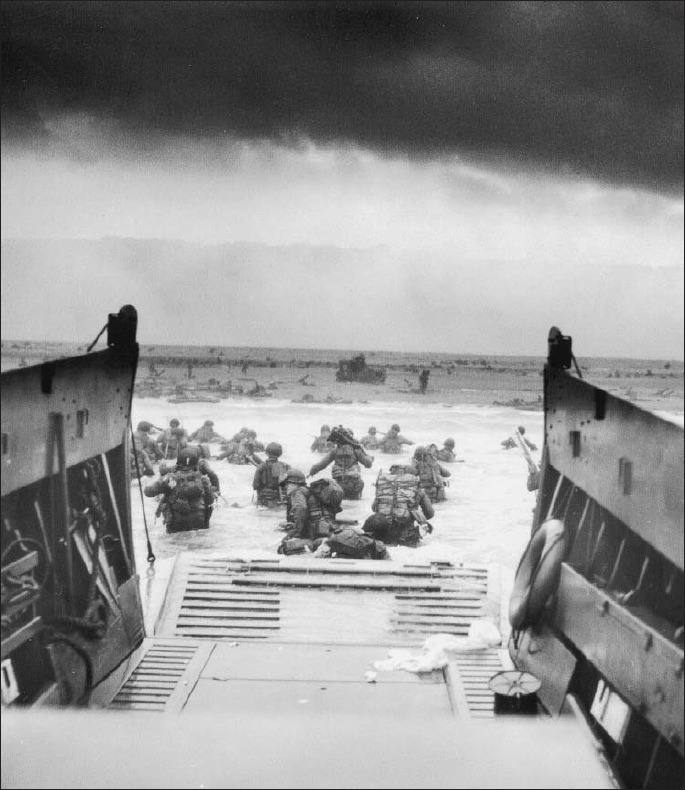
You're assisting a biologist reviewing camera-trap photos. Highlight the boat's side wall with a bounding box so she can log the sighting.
[1,349,137,497]
[545,367,683,568]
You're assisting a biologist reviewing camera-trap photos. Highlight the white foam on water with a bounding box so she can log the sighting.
[130,397,541,573]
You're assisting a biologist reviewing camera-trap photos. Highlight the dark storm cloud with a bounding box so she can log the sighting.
[2,0,683,192]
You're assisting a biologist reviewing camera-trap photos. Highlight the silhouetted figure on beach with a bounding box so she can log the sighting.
[419,369,430,393]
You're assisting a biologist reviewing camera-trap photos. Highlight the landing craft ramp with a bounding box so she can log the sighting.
[107,556,510,720]
[77,555,616,789]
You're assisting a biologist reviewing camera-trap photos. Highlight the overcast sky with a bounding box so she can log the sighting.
[1,1,683,357]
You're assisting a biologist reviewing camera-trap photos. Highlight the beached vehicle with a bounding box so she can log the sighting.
[335,352,387,384]
[1,310,682,789]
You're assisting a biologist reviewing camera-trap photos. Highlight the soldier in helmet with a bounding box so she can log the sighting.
[133,420,164,461]
[157,419,189,459]
[311,424,335,453]
[131,420,162,478]
[144,445,215,532]
[435,437,457,462]
[364,463,435,547]
[408,446,451,503]
[309,426,373,500]
[189,420,227,444]
[360,426,382,450]
[276,469,336,553]
[253,442,290,507]
[379,424,414,454]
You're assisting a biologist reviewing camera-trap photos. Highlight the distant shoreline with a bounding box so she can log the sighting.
[3,343,682,415]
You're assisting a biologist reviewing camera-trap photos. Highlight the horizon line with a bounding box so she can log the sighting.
[2,339,682,364]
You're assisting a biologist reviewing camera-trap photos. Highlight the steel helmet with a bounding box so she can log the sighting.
[517,426,526,434]
[391,424,400,432]
[444,438,455,449]
[204,420,214,427]
[170,419,180,428]
[177,446,200,469]
[413,446,427,458]
[280,468,306,485]
[368,426,377,434]
[137,421,153,432]
[266,442,283,457]
[321,425,330,432]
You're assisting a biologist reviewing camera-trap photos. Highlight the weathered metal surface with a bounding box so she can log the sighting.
[156,555,494,646]
[509,621,578,716]
[1,349,136,497]
[446,649,511,718]
[545,368,684,568]
[109,639,213,712]
[553,564,684,753]
[3,709,619,788]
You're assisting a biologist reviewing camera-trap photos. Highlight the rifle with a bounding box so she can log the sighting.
[409,507,433,536]
[333,518,359,526]
[328,425,363,450]
[514,429,539,474]
[328,426,374,463]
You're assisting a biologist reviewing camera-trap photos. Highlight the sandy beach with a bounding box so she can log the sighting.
[134,349,684,416]
[3,341,683,415]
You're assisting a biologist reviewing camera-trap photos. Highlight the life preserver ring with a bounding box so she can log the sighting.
[509,519,567,631]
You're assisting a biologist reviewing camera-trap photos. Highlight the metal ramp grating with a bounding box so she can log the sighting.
[155,556,496,647]
[448,649,508,718]
[108,639,212,712]
[391,566,489,637]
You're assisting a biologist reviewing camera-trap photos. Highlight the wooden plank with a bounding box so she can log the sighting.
[175,618,279,629]
[397,603,482,618]
[109,703,166,711]
[124,681,178,690]
[185,585,280,596]
[228,577,443,591]
[189,566,442,578]
[391,616,476,624]
[133,655,194,663]
[114,692,172,702]
[392,626,469,634]
[395,592,485,600]
[181,600,279,611]
[177,614,280,623]
[178,627,268,639]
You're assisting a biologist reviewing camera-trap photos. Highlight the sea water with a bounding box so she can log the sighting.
[130,397,541,575]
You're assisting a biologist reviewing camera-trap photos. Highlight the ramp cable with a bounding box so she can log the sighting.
[131,425,156,564]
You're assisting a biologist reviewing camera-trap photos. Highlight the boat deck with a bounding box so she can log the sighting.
[104,556,512,719]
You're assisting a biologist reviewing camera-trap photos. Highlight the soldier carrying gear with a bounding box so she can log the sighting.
[144,445,215,532]
[309,426,373,500]
[408,446,450,503]
[253,442,290,507]
[364,465,435,547]
[277,470,340,554]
